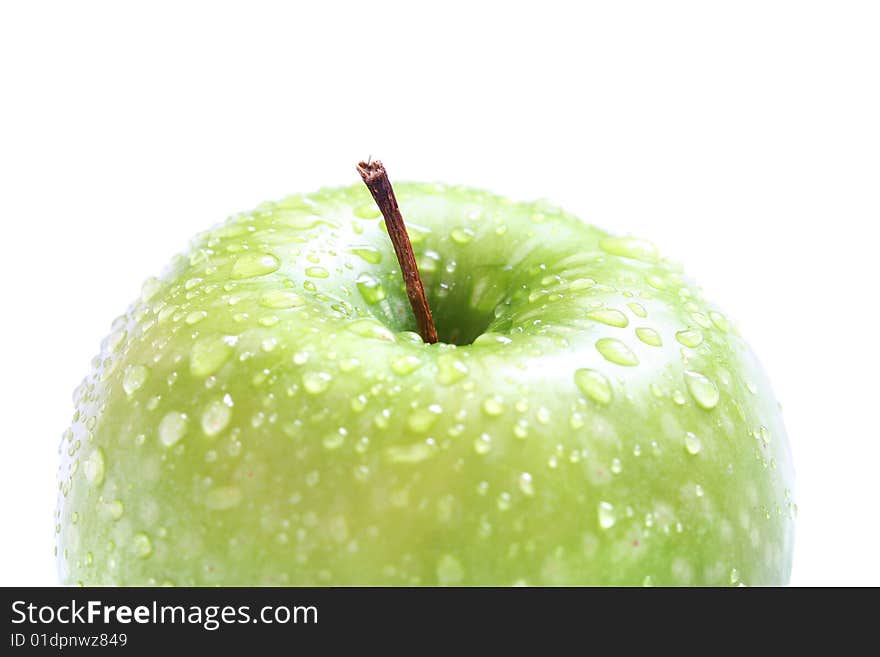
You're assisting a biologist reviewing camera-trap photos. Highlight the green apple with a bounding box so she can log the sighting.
[56,180,795,585]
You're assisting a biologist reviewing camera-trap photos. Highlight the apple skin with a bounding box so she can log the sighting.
[56,183,795,585]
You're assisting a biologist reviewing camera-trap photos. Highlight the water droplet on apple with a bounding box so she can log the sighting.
[303,371,332,395]
[595,338,639,366]
[356,273,386,304]
[683,370,720,409]
[482,395,505,416]
[385,441,434,464]
[628,302,647,317]
[513,419,529,439]
[351,394,367,413]
[205,486,242,510]
[339,357,359,372]
[158,411,188,447]
[450,227,474,244]
[436,554,464,585]
[305,266,329,278]
[635,327,662,347]
[322,428,347,450]
[352,463,371,482]
[536,406,551,424]
[157,304,178,324]
[709,311,729,332]
[190,334,236,377]
[565,278,594,292]
[599,236,658,262]
[83,448,105,486]
[474,433,492,455]
[418,250,440,274]
[647,274,666,289]
[353,203,381,219]
[201,399,232,437]
[496,491,512,511]
[472,333,513,346]
[437,354,468,385]
[574,368,613,405]
[399,221,431,244]
[675,329,703,347]
[122,364,150,396]
[586,309,629,328]
[691,312,712,328]
[132,532,153,559]
[348,245,383,264]
[346,319,396,342]
[391,355,421,375]
[231,252,280,279]
[184,310,207,325]
[374,409,390,429]
[684,431,702,455]
[518,472,535,496]
[393,331,420,345]
[106,499,124,520]
[598,501,616,529]
[259,290,305,309]
[407,406,440,432]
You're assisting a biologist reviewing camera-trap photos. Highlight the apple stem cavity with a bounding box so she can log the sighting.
[357,159,439,344]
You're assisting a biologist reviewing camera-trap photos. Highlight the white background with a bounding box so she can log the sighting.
[1,1,877,586]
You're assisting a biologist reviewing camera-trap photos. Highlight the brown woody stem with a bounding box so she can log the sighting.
[356,159,439,344]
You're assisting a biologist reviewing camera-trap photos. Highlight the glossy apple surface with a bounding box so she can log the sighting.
[56,183,795,585]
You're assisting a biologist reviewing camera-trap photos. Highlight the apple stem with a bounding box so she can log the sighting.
[357,159,439,344]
